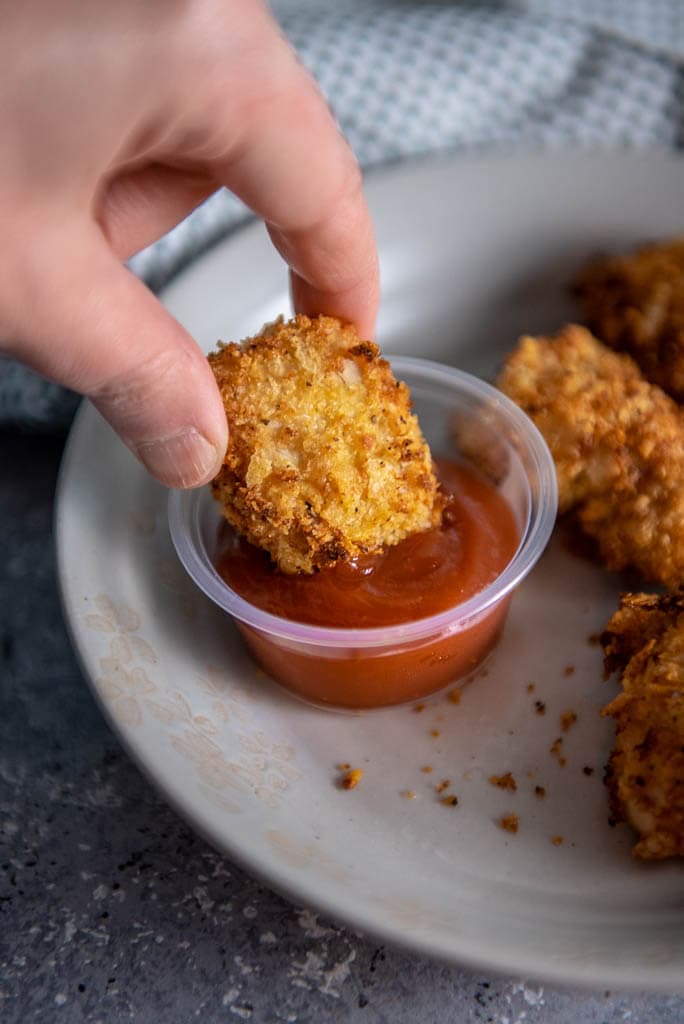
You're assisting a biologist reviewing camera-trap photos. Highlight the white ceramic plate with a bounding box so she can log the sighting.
[56,152,684,992]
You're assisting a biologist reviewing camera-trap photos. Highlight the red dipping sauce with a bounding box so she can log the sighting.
[215,458,519,710]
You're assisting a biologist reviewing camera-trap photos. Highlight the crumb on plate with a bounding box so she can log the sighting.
[550,737,567,767]
[499,813,519,834]
[488,772,518,792]
[340,768,364,790]
[560,710,578,732]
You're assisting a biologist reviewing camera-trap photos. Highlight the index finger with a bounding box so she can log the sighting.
[209,56,380,339]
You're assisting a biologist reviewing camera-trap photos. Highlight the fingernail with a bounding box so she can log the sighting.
[135,428,222,488]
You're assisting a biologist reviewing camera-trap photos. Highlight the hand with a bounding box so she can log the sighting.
[0,0,379,487]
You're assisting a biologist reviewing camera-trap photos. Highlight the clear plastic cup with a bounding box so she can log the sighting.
[168,356,557,710]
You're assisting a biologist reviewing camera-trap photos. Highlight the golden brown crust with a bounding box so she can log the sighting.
[601,591,684,860]
[576,238,684,400]
[208,315,442,574]
[497,325,684,588]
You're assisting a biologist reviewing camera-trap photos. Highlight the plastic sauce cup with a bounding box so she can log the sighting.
[169,357,557,710]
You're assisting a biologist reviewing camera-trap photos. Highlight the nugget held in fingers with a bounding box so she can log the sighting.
[209,315,442,574]
[497,325,684,588]
[601,591,684,860]
[575,237,684,400]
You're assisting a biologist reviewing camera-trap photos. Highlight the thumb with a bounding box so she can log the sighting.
[7,225,227,488]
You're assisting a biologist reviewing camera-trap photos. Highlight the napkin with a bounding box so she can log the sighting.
[3,0,684,431]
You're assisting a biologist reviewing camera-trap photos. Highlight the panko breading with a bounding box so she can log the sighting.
[497,325,684,588]
[209,315,442,574]
[576,237,684,401]
[601,591,684,860]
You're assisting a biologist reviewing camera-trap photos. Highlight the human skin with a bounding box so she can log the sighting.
[0,0,380,487]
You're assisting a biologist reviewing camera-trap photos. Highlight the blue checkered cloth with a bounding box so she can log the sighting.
[4,0,684,430]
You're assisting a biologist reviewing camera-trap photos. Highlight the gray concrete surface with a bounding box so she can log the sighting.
[1,435,683,1024]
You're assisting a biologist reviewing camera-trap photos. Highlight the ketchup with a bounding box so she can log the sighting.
[216,458,519,709]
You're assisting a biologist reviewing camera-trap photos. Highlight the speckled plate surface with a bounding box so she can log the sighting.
[56,153,684,992]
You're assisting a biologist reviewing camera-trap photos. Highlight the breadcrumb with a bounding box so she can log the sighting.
[447,689,462,705]
[601,591,684,860]
[499,813,519,834]
[440,794,459,807]
[488,772,517,792]
[551,835,564,847]
[497,325,684,588]
[560,710,578,732]
[550,737,567,767]
[534,785,546,799]
[340,768,364,790]
[209,315,442,574]
[575,237,684,400]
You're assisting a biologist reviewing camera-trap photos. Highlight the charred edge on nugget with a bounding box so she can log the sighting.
[349,342,377,360]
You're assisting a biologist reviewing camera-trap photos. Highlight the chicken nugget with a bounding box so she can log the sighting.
[497,325,684,588]
[575,237,684,400]
[601,591,684,860]
[209,315,442,574]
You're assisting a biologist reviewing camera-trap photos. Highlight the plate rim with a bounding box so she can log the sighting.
[55,150,684,993]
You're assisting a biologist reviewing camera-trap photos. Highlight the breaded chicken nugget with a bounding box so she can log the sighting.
[601,591,684,860]
[497,325,684,588]
[209,315,442,574]
[576,237,684,400]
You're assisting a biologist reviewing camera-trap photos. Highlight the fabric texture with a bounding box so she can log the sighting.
[3,0,684,431]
